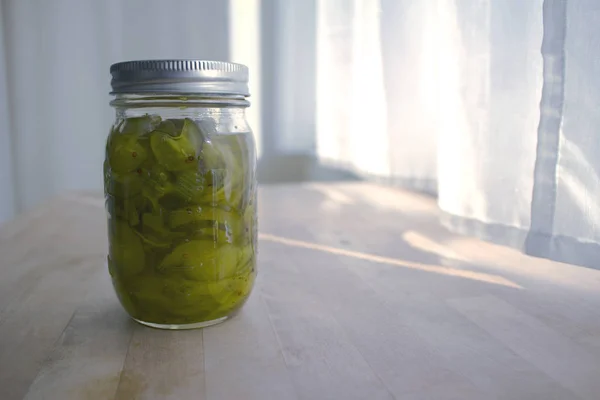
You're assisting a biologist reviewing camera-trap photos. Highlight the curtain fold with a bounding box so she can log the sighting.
[438,0,543,248]
[525,0,600,267]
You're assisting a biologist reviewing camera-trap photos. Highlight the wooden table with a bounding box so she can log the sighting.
[2,183,600,400]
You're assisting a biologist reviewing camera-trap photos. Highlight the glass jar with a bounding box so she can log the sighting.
[104,60,257,329]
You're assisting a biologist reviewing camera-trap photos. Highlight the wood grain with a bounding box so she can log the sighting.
[203,287,297,400]
[261,244,394,400]
[0,195,107,400]
[114,327,206,400]
[1,184,600,400]
[23,304,133,400]
[449,295,600,400]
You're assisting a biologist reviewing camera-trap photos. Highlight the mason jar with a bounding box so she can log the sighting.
[104,60,257,329]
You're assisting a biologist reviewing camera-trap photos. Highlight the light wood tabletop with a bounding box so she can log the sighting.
[1,183,600,400]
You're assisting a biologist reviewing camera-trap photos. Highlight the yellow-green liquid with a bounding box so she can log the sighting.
[104,115,256,326]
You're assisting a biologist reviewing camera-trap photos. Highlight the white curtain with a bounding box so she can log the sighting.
[317,0,439,194]
[316,0,600,269]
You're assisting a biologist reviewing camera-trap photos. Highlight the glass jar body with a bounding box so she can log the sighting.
[104,95,257,329]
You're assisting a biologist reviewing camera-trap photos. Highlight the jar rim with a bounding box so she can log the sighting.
[110,60,250,96]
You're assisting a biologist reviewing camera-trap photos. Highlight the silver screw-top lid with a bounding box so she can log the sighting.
[110,60,249,96]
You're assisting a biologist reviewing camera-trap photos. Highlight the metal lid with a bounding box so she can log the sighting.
[110,60,249,96]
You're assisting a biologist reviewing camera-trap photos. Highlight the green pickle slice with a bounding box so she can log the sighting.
[104,115,256,326]
[106,115,159,174]
[150,119,200,171]
[157,241,238,280]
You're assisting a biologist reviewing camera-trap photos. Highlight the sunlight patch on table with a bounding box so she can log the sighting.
[260,233,522,289]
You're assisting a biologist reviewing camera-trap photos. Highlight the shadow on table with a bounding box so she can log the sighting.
[257,183,600,299]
